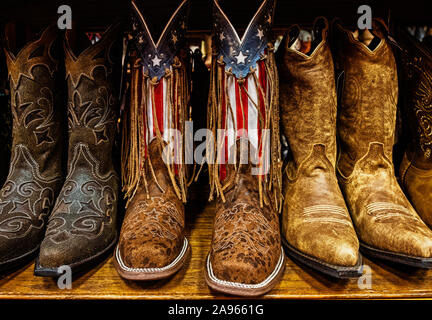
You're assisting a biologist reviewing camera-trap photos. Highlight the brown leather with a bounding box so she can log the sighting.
[397,27,432,228]
[0,25,64,267]
[37,23,122,268]
[334,19,432,258]
[278,18,359,267]
[117,140,185,268]
[209,140,282,284]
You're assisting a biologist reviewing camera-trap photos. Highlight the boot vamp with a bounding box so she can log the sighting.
[210,172,282,285]
[118,188,185,269]
[0,145,62,263]
[39,143,118,268]
[341,145,432,258]
[400,152,432,228]
[283,147,359,267]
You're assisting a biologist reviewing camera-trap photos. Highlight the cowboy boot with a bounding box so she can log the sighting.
[113,0,191,280]
[277,17,362,278]
[34,23,122,276]
[0,25,64,272]
[204,0,285,297]
[333,19,432,268]
[397,26,432,229]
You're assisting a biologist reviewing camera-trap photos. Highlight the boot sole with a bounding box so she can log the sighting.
[0,245,40,274]
[33,236,118,277]
[204,247,285,297]
[282,238,363,279]
[113,237,190,281]
[360,242,432,269]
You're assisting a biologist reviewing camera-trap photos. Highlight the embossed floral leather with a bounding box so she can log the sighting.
[397,27,432,228]
[278,17,361,278]
[334,19,432,267]
[35,23,122,274]
[0,25,64,271]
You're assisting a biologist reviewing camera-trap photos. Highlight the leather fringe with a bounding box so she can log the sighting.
[121,54,189,207]
[205,44,283,212]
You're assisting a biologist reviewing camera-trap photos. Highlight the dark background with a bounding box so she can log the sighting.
[0,0,430,31]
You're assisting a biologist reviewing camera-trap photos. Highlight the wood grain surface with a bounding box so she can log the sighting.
[1,183,432,300]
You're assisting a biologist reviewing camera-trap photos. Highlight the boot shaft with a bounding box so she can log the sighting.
[333,19,399,176]
[64,23,122,175]
[397,26,432,169]
[278,17,337,167]
[4,24,63,177]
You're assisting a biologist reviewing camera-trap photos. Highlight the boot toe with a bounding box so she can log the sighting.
[38,234,115,269]
[211,254,271,285]
[292,226,360,267]
[118,236,183,269]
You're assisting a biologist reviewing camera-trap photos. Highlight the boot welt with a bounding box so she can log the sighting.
[282,238,364,279]
[0,245,40,274]
[33,236,118,277]
[360,242,432,269]
[204,248,285,297]
[113,238,190,281]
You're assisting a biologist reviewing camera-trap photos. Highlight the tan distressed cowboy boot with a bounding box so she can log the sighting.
[397,26,432,229]
[113,0,191,280]
[35,23,122,276]
[333,19,432,268]
[204,0,285,297]
[0,25,64,272]
[278,17,362,278]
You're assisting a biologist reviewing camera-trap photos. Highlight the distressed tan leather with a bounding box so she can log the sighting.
[0,25,63,269]
[278,18,359,267]
[37,23,122,268]
[397,27,432,228]
[334,19,432,258]
[117,140,185,268]
[209,140,283,284]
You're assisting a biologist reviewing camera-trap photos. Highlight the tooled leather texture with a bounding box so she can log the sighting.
[38,23,121,267]
[278,18,359,267]
[118,140,185,268]
[209,140,282,284]
[335,20,432,258]
[0,25,63,264]
[397,27,432,227]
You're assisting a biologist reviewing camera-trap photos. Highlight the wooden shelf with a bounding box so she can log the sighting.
[1,185,432,300]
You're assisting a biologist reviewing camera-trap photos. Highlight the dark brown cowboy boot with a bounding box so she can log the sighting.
[0,25,64,272]
[113,0,191,280]
[204,0,285,297]
[397,26,432,229]
[278,17,361,278]
[333,19,432,268]
[34,23,122,276]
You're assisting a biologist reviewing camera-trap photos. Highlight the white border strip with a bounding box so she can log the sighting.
[207,247,284,289]
[116,238,189,273]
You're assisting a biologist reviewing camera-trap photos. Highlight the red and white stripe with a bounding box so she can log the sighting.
[220,60,269,179]
[143,67,175,143]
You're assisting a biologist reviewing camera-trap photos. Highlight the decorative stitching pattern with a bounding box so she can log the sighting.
[302,205,352,226]
[44,144,117,243]
[366,202,419,222]
[0,145,60,239]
